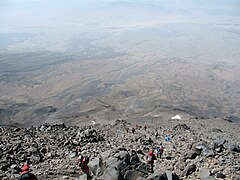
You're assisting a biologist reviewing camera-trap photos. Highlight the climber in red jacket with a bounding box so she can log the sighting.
[146,149,157,173]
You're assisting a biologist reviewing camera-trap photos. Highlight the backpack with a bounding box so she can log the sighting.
[147,155,152,162]
[160,147,164,153]
[80,156,89,168]
[20,173,30,180]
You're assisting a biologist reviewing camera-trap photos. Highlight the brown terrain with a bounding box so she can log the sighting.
[0,32,240,126]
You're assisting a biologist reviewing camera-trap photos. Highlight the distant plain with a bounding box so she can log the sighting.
[0,0,240,126]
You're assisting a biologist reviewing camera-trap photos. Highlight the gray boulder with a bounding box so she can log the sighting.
[210,128,222,133]
[103,151,130,178]
[214,139,225,147]
[146,170,164,180]
[124,170,146,180]
[78,174,88,180]
[185,150,199,159]
[88,158,103,176]
[181,164,196,177]
[235,176,240,180]
[101,166,120,180]
[195,142,208,151]
[202,149,214,157]
[216,172,226,179]
[118,160,130,176]
[136,162,150,175]
[163,171,180,180]
[130,151,140,165]
[146,170,179,180]
[202,177,216,180]
[114,151,130,164]
[199,168,211,179]
[224,143,240,152]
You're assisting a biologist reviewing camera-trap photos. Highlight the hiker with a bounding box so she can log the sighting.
[148,137,153,145]
[144,124,147,131]
[19,164,37,180]
[154,130,158,138]
[132,127,135,134]
[165,135,171,142]
[135,124,139,129]
[155,146,160,158]
[159,145,164,158]
[78,152,92,180]
[146,148,157,173]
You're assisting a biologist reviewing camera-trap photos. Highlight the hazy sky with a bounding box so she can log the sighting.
[0,0,240,54]
[1,0,240,34]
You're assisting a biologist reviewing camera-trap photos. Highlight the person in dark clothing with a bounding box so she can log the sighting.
[154,130,158,138]
[132,127,135,134]
[148,137,153,145]
[159,145,164,158]
[19,165,37,180]
[144,124,147,131]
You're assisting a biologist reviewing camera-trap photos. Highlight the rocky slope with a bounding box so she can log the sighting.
[0,118,239,180]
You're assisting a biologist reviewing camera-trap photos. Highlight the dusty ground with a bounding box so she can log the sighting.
[0,47,240,126]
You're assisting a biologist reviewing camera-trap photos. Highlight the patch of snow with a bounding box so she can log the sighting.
[171,114,181,120]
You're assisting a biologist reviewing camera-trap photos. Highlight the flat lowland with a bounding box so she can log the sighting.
[0,24,240,126]
[0,1,240,126]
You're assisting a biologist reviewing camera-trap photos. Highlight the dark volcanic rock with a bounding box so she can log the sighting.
[34,106,58,115]
[129,151,139,166]
[216,172,226,179]
[224,115,240,123]
[136,162,150,175]
[173,124,190,131]
[146,170,164,180]
[210,128,222,133]
[160,171,180,180]
[0,118,239,179]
